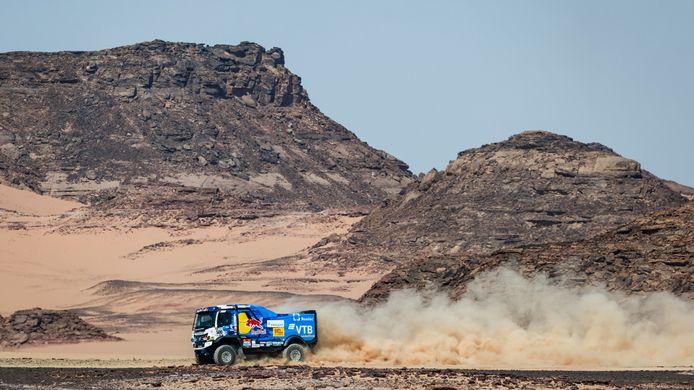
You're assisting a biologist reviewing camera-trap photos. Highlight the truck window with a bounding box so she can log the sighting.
[193,311,215,329]
[218,311,232,327]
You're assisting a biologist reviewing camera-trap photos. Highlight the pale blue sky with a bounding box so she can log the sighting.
[2,1,693,185]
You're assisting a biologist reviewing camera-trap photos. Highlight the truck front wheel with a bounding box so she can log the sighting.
[283,343,306,362]
[213,345,237,365]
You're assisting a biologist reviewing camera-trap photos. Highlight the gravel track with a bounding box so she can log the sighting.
[1,365,693,389]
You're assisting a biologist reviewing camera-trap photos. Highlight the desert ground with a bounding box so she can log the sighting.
[2,183,693,389]
[0,183,371,361]
[2,365,694,390]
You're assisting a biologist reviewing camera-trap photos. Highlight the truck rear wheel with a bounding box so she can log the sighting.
[283,343,306,362]
[213,345,237,365]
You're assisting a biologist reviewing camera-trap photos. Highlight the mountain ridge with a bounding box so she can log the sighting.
[0,40,413,216]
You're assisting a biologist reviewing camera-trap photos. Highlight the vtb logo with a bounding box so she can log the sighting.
[295,325,313,334]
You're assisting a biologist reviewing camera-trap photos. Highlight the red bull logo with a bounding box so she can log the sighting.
[246,318,262,328]
[238,312,266,335]
[247,317,266,334]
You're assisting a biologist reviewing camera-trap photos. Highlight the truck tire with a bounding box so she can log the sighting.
[213,345,237,365]
[283,343,306,362]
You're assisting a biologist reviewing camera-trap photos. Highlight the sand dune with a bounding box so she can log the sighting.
[0,185,372,359]
[0,183,83,216]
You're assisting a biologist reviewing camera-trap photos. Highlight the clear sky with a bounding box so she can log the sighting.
[2,1,693,185]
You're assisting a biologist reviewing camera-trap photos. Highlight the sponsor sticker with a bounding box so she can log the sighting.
[266,319,285,328]
[295,325,313,334]
[273,327,285,337]
[242,339,251,347]
[242,314,266,334]
[292,314,314,321]
[247,318,261,326]
[288,323,295,330]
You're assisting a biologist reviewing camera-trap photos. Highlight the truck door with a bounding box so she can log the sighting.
[217,310,233,336]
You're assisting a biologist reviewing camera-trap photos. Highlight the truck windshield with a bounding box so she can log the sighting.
[193,311,216,329]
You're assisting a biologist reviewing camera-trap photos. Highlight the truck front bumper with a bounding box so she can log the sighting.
[192,340,214,350]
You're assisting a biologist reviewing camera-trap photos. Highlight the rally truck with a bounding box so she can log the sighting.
[191,304,317,365]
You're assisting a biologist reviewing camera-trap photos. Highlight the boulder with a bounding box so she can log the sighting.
[240,94,257,107]
[9,332,29,345]
[580,155,641,177]
[11,314,27,326]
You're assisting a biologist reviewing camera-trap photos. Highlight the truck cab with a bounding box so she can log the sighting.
[191,304,317,365]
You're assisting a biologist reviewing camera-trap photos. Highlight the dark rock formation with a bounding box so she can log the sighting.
[313,131,685,270]
[362,201,694,303]
[0,308,119,347]
[0,40,412,215]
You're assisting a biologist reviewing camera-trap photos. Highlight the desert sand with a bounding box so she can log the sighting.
[0,183,83,216]
[0,183,377,363]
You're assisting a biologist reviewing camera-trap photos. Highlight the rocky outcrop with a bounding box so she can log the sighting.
[0,308,119,347]
[664,180,694,200]
[0,40,412,215]
[362,201,694,303]
[312,131,685,270]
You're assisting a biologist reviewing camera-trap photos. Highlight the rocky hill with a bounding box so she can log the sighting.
[311,131,685,270]
[0,40,412,215]
[0,308,119,348]
[362,200,694,303]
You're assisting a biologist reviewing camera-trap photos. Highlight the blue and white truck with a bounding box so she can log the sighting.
[191,304,317,365]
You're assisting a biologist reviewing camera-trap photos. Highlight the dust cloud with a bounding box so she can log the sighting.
[311,269,694,368]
